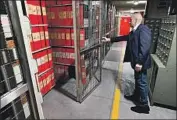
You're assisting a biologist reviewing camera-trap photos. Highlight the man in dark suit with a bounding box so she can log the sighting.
[103,12,152,114]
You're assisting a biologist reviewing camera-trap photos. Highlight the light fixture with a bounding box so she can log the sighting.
[134,1,139,5]
[126,1,147,4]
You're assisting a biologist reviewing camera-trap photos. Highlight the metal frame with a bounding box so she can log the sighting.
[148,16,176,107]
[72,0,82,102]
[0,83,28,109]
[31,0,117,104]
[0,1,40,119]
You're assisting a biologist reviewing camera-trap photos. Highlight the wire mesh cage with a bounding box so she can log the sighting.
[42,0,118,102]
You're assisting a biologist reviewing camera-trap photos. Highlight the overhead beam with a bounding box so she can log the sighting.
[116,5,145,10]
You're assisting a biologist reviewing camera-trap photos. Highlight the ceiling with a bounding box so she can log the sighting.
[112,0,147,12]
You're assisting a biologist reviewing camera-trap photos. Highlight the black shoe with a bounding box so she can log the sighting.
[131,105,150,114]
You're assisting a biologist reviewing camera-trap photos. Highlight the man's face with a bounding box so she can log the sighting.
[130,16,136,27]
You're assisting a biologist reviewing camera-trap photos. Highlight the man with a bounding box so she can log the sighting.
[102,12,152,114]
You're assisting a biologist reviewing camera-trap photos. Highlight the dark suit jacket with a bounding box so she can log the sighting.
[111,24,152,70]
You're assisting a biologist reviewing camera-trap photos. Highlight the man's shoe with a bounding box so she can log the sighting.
[131,105,150,114]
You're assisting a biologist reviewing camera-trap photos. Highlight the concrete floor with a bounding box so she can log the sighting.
[42,42,176,119]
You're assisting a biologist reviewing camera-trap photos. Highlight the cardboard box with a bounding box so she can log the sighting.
[80,29,85,48]
[62,0,72,5]
[65,28,72,46]
[66,6,73,26]
[30,27,41,51]
[58,7,64,26]
[54,65,65,80]
[47,49,53,68]
[36,5,43,24]
[71,29,74,46]
[46,7,52,24]
[38,73,45,95]
[61,28,66,46]
[49,7,57,26]
[27,4,38,25]
[45,0,57,6]
[65,48,75,65]
[40,1,48,24]
[44,70,51,94]
[71,29,85,48]
[39,26,46,48]
[44,26,50,47]
[33,50,49,73]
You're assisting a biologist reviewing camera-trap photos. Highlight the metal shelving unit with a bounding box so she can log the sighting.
[144,18,162,54]
[148,16,176,107]
[0,1,39,119]
[44,0,117,103]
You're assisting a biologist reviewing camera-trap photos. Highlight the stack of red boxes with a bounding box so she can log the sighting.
[26,0,88,94]
[26,0,55,95]
[46,0,87,84]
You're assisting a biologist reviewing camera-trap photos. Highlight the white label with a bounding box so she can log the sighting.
[23,102,30,118]
[37,58,41,66]
[84,19,89,27]
[15,74,23,84]
[13,65,21,75]
[0,15,10,25]
[12,48,18,60]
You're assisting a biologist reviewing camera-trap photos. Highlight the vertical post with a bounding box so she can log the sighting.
[6,1,39,119]
[99,1,103,82]
[72,1,82,102]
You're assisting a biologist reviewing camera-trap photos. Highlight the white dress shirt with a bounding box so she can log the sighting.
[133,24,140,32]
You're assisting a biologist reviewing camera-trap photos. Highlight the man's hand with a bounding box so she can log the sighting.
[135,64,142,72]
[102,37,111,43]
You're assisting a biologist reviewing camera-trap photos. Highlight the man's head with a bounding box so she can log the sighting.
[130,12,143,28]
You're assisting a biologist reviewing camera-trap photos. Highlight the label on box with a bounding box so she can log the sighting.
[13,64,21,75]
[13,64,23,84]
[15,73,23,84]
[21,94,30,118]
[12,48,18,60]
[42,7,46,16]
[1,15,10,25]
[23,102,30,118]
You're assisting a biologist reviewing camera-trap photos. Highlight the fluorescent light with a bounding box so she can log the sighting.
[139,1,147,4]
[126,1,147,4]
[126,1,134,4]
[134,1,139,5]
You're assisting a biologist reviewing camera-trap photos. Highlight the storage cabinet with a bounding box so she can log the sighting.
[148,16,176,107]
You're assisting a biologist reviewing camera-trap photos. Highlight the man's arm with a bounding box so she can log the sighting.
[102,34,129,43]
[137,28,151,65]
[110,35,129,42]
